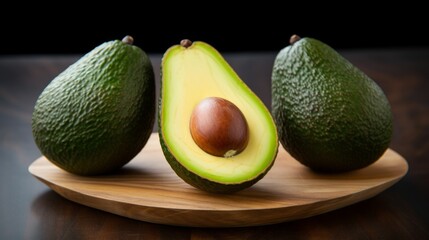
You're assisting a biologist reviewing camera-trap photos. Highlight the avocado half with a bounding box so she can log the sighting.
[159,40,278,193]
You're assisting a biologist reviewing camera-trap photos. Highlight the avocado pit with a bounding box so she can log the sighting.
[189,97,249,158]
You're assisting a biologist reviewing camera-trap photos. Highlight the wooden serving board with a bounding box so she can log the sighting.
[29,133,408,227]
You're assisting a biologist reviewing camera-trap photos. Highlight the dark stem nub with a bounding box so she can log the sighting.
[122,35,134,45]
[180,39,193,48]
[289,34,301,45]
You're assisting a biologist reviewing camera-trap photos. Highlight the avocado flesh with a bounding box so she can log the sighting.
[159,42,278,193]
[32,38,155,175]
[272,37,393,172]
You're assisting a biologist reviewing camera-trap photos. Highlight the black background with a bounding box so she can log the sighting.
[1,6,427,55]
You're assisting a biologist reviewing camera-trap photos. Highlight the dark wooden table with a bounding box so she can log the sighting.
[1,49,428,239]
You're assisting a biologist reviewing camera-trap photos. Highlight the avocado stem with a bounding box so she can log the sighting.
[180,39,193,48]
[290,34,301,45]
[122,35,134,45]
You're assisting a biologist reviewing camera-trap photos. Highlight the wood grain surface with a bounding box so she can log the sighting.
[29,133,408,227]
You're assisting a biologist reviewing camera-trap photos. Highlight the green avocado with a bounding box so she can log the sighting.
[32,36,155,175]
[159,40,278,193]
[272,35,393,172]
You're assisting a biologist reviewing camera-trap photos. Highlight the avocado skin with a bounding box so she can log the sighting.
[272,37,393,172]
[32,39,155,175]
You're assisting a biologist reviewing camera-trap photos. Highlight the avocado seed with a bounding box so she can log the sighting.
[189,97,249,158]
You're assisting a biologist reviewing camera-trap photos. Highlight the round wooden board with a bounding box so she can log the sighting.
[29,133,408,227]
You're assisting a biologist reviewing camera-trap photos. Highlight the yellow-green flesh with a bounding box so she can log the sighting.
[161,42,277,184]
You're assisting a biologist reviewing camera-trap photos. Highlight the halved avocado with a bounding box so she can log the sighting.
[159,40,278,193]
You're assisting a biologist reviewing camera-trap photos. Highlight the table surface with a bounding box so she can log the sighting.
[1,48,428,239]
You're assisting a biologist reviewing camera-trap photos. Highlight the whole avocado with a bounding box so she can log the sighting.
[32,36,155,175]
[272,35,393,172]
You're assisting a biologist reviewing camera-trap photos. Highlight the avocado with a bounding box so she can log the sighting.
[159,39,278,193]
[272,35,393,172]
[32,36,155,175]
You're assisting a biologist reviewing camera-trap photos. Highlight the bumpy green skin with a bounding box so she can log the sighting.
[32,39,155,175]
[272,37,393,172]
